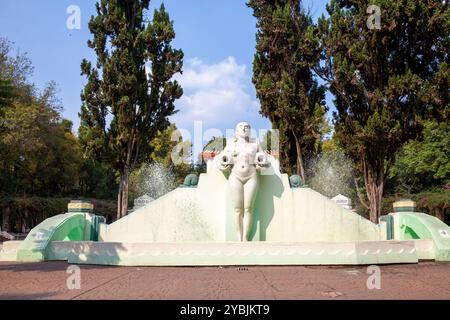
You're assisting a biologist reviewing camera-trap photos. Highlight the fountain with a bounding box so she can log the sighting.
[1,122,449,266]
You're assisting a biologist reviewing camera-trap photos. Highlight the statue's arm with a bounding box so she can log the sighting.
[216,140,233,171]
[255,140,270,169]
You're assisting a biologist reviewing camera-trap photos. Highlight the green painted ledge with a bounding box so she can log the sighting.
[394,212,450,261]
[16,213,85,262]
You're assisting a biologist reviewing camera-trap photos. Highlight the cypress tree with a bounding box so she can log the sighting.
[248,0,327,179]
[315,0,449,222]
[80,1,183,219]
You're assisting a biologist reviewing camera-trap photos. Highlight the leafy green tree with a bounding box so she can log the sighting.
[414,189,449,222]
[149,124,191,169]
[45,119,83,195]
[0,37,31,135]
[259,131,272,153]
[1,100,45,194]
[0,37,84,197]
[0,97,81,196]
[0,79,14,109]
[316,0,449,222]
[78,159,118,199]
[0,36,123,231]
[0,37,34,105]
[80,1,183,219]
[389,120,450,194]
[248,0,327,179]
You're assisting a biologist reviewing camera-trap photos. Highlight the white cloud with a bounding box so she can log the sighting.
[170,56,262,131]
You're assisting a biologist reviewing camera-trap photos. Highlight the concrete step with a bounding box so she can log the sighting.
[46,240,420,266]
[0,241,23,261]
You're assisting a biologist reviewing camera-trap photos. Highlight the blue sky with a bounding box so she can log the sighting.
[0,0,331,156]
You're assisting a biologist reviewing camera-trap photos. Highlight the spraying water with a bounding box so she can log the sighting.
[306,149,355,199]
[130,162,178,200]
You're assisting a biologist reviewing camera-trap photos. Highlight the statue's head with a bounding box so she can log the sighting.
[235,122,251,140]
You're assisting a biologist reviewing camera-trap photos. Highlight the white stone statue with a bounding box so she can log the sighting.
[217,122,269,241]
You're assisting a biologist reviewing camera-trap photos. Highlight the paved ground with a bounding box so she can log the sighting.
[0,261,449,300]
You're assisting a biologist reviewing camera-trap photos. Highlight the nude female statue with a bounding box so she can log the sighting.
[217,122,269,241]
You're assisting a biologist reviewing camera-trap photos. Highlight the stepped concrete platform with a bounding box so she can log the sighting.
[43,240,420,266]
[0,241,23,262]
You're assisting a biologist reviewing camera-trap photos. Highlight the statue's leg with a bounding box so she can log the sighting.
[243,174,259,241]
[229,174,244,241]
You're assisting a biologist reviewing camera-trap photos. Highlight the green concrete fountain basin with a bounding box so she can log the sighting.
[1,158,449,266]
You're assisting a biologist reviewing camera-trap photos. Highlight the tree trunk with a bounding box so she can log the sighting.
[2,207,10,232]
[292,132,306,182]
[116,179,123,221]
[435,208,444,221]
[354,178,370,210]
[22,208,29,233]
[116,168,130,220]
[120,169,130,218]
[364,164,384,224]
